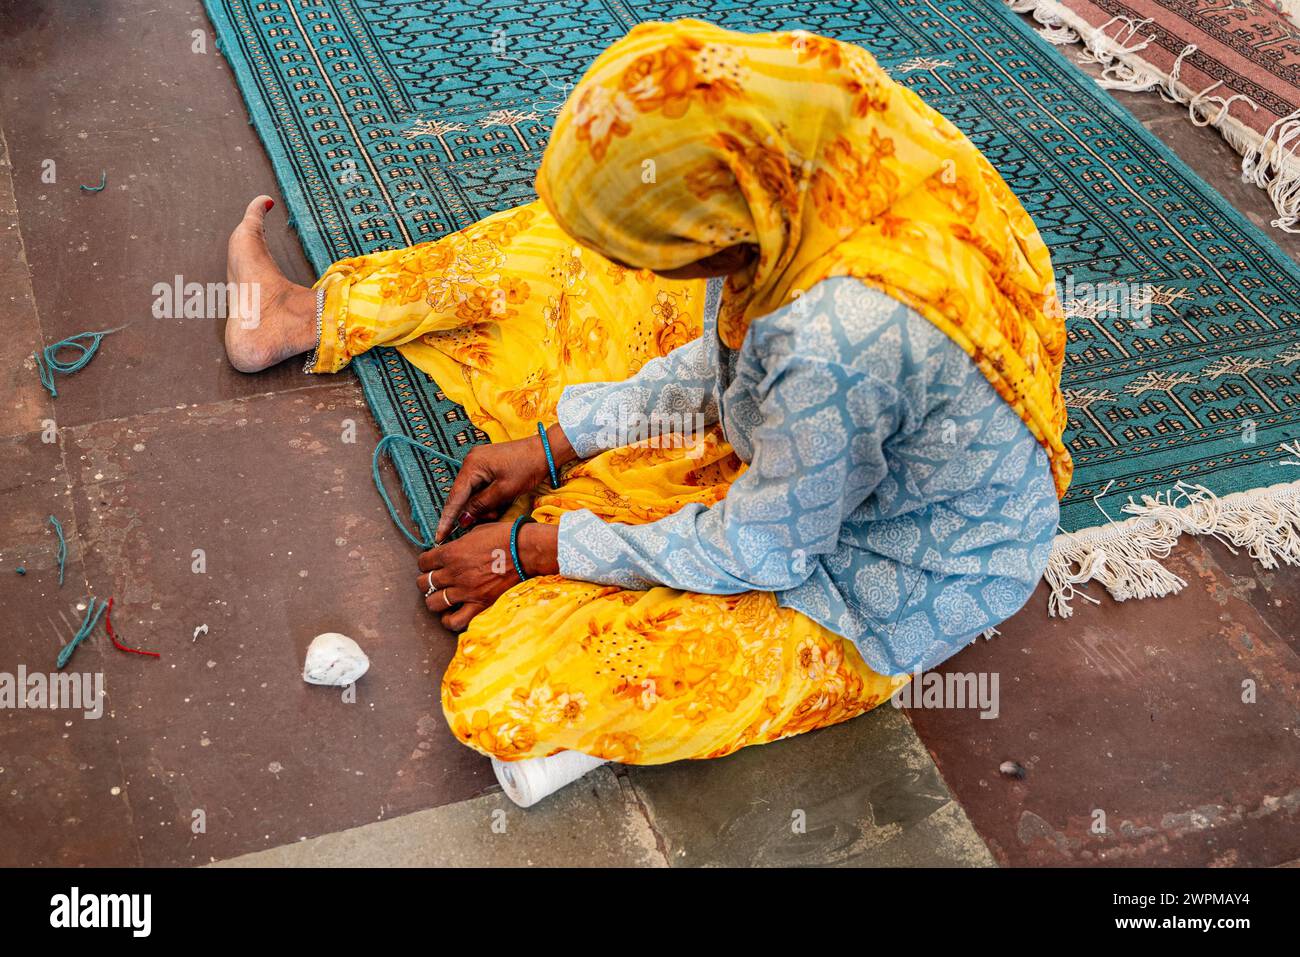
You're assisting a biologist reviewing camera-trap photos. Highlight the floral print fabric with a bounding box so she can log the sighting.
[556,277,1060,676]
[312,201,707,442]
[308,20,1070,763]
[442,582,906,765]
[536,19,1073,496]
[312,207,906,764]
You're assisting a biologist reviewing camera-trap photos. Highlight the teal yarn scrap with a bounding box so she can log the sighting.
[371,433,462,549]
[79,171,107,192]
[34,327,122,397]
[56,597,107,669]
[48,514,66,585]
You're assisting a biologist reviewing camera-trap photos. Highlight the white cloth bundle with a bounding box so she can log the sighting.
[492,752,609,808]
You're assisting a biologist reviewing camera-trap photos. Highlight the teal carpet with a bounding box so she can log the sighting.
[205,0,1300,537]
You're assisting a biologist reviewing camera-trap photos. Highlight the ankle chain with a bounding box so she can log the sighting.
[302,287,326,374]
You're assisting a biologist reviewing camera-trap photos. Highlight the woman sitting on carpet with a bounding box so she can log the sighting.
[223,20,1069,796]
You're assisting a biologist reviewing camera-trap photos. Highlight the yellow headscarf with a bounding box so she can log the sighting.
[536,19,1072,497]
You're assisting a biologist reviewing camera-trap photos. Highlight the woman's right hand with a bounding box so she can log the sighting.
[434,425,576,544]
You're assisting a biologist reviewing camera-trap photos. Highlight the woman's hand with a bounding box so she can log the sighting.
[417,522,559,631]
[434,424,577,544]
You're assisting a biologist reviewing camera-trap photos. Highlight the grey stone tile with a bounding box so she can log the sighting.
[908,558,1300,868]
[212,766,668,867]
[625,707,995,867]
[72,385,491,864]
[0,126,53,439]
[0,0,321,429]
[0,430,142,866]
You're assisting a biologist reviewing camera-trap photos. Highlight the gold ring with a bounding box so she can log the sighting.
[441,588,453,609]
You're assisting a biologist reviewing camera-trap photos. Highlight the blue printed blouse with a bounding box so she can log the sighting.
[554,277,1059,676]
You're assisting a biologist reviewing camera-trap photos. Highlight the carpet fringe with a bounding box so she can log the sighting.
[1273,0,1300,27]
[1048,451,1300,617]
[1006,0,1080,44]
[1004,0,1300,232]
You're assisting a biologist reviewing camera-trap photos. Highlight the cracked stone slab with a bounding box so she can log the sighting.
[5,385,490,866]
[0,429,139,866]
[0,126,52,440]
[211,766,668,867]
[0,0,320,429]
[906,545,1300,867]
[624,706,995,867]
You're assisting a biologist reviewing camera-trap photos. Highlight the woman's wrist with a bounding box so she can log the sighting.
[517,522,560,577]
[545,423,578,468]
[530,423,578,487]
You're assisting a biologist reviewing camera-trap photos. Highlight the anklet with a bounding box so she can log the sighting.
[302,287,326,374]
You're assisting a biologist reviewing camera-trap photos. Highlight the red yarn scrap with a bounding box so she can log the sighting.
[104,597,160,659]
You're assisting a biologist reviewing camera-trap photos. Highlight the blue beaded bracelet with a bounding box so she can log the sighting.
[508,515,531,583]
[537,422,560,488]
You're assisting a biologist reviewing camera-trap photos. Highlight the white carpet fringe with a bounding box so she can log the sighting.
[1274,0,1300,27]
[1006,0,1081,45]
[1003,2,1300,612]
[1047,463,1300,617]
[1004,0,1300,232]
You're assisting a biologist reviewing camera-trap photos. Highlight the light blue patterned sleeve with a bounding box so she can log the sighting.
[555,277,724,458]
[555,335,720,459]
[555,352,900,593]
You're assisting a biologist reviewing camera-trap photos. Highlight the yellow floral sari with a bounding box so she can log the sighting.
[310,20,1069,764]
[314,205,905,763]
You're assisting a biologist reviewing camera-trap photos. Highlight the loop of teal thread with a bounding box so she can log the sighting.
[34,327,123,397]
[80,171,107,192]
[34,349,56,396]
[57,598,107,669]
[48,514,66,586]
[371,433,463,549]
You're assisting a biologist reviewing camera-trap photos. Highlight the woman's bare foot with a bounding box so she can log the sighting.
[224,195,319,373]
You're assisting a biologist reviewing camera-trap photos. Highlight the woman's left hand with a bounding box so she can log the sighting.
[416,521,519,631]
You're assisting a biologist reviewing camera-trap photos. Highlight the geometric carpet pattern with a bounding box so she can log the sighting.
[205,0,1300,534]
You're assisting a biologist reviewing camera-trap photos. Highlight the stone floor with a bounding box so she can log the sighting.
[0,1,1296,867]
